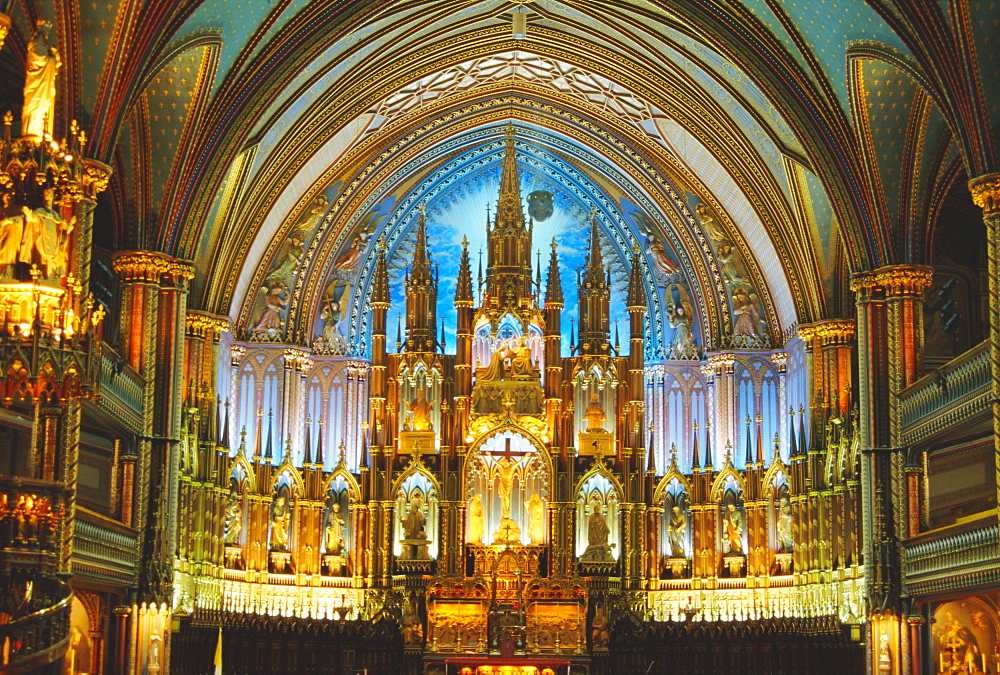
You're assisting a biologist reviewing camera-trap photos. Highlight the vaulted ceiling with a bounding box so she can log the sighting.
[1,0,994,353]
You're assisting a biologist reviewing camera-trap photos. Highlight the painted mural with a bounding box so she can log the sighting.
[932,598,999,674]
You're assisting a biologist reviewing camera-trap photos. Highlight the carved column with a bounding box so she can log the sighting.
[852,264,932,675]
[968,174,1000,542]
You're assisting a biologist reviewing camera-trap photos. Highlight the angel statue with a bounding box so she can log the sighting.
[252,279,288,339]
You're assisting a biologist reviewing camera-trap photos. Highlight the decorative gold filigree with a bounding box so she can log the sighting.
[798,320,855,345]
[111,251,195,284]
[969,173,1000,218]
[184,312,230,339]
[0,14,10,51]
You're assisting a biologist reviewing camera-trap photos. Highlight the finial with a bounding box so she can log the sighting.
[504,121,515,138]
[376,235,387,251]
[462,234,468,247]
[551,237,557,251]
[418,202,426,216]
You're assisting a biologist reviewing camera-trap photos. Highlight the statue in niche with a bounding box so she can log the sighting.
[725,503,744,555]
[0,192,28,277]
[583,393,607,433]
[252,279,289,338]
[591,606,609,650]
[776,496,793,552]
[732,286,763,342]
[223,485,242,545]
[317,280,350,351]
[694,203,727,243]
[581,501,614,562]
[21,20,60,140]
[525,493,545,545]
[667,505,687,558]
[21,187,75,279]
[324,502,346,555]
[406,388,433,432]
[147,633,162,673]
[477,337,536,383]
[402,495,427,540]
[467,494,485,544]
[269,493,291,550]
[507,337,534,378]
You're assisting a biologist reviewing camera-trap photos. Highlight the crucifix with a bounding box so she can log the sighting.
[493,437,529,520]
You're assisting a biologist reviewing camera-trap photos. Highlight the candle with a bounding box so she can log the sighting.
[940,652,945,671]
[983,654,988,673]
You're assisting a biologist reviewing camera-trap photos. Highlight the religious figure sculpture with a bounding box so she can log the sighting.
[467,494,485,544]
[581,501,614,562]
[492,455,522,544]
[725,503,744,554]
[667,286,698,360]
[507,337,534,378]
[583,393,607,432]
[407,388,433,431]
[294,194,328,232]
[21,20,61,140]
[647,233,678,276]
[0,192,28,277]
[333,228,371,271]
[400,494,431,559]
[776,496,793,552]
[147,633,162,673]
[717,244,746,287]
[325,502,346,555]
[21,187,75,279]
[525,493,545,545]
[402,495,427,540]
[732,287,762,341]
[591,607,609,650]
[268,231,305,281]
[252,280,288,337]
[223,487,242,545]
[667,505,687,558]
[269,494,291,550]
[694,203,727,243]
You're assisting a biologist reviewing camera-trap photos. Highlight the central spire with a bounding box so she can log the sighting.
[485,123,534,311]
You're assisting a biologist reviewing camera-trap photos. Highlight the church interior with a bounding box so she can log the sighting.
[0,1,998,674]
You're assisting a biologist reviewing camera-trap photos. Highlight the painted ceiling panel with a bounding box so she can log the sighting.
[970,0,1000,149]
[143,45,209,212]
[778,0,910,109]
[78,0,121,114]
[861,61,918,230]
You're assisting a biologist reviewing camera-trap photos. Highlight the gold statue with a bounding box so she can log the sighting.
[581,500,614,562]
[269,494,291,550]
[407,388,433,431]
[0,192,27,276]
[325,502,346,555]
[525,493,545,545]
[492,455,522,544]
[223,487,242,545]
[21,187,75,279]
[467,494,485,544]
[725,503,744,554]
[507,336,534,378]
[583,393,607,432]
[21,20,61,140]
[667,506,686,557]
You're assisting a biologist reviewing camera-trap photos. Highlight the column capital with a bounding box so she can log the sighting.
[185,311,230,340]
[850,265,933,300]
[797,319,856,345]
[112,251,195,284]
[969,172,1000,218]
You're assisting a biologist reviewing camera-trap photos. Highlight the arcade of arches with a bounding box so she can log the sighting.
[0,2,998,674]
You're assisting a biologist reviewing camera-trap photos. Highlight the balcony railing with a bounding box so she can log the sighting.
[904,513,1000,597]
[0,575,72,673]
[897,341,990,444]
[72,507,138,586]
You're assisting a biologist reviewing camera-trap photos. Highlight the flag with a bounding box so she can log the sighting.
[213,626,222,675]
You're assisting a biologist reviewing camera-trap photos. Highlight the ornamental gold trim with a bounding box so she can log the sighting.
[798,319,855,344]
[112,251,195,283]
[185,311,230,339]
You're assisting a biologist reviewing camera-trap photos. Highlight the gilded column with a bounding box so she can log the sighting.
[968,173,1000,543]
